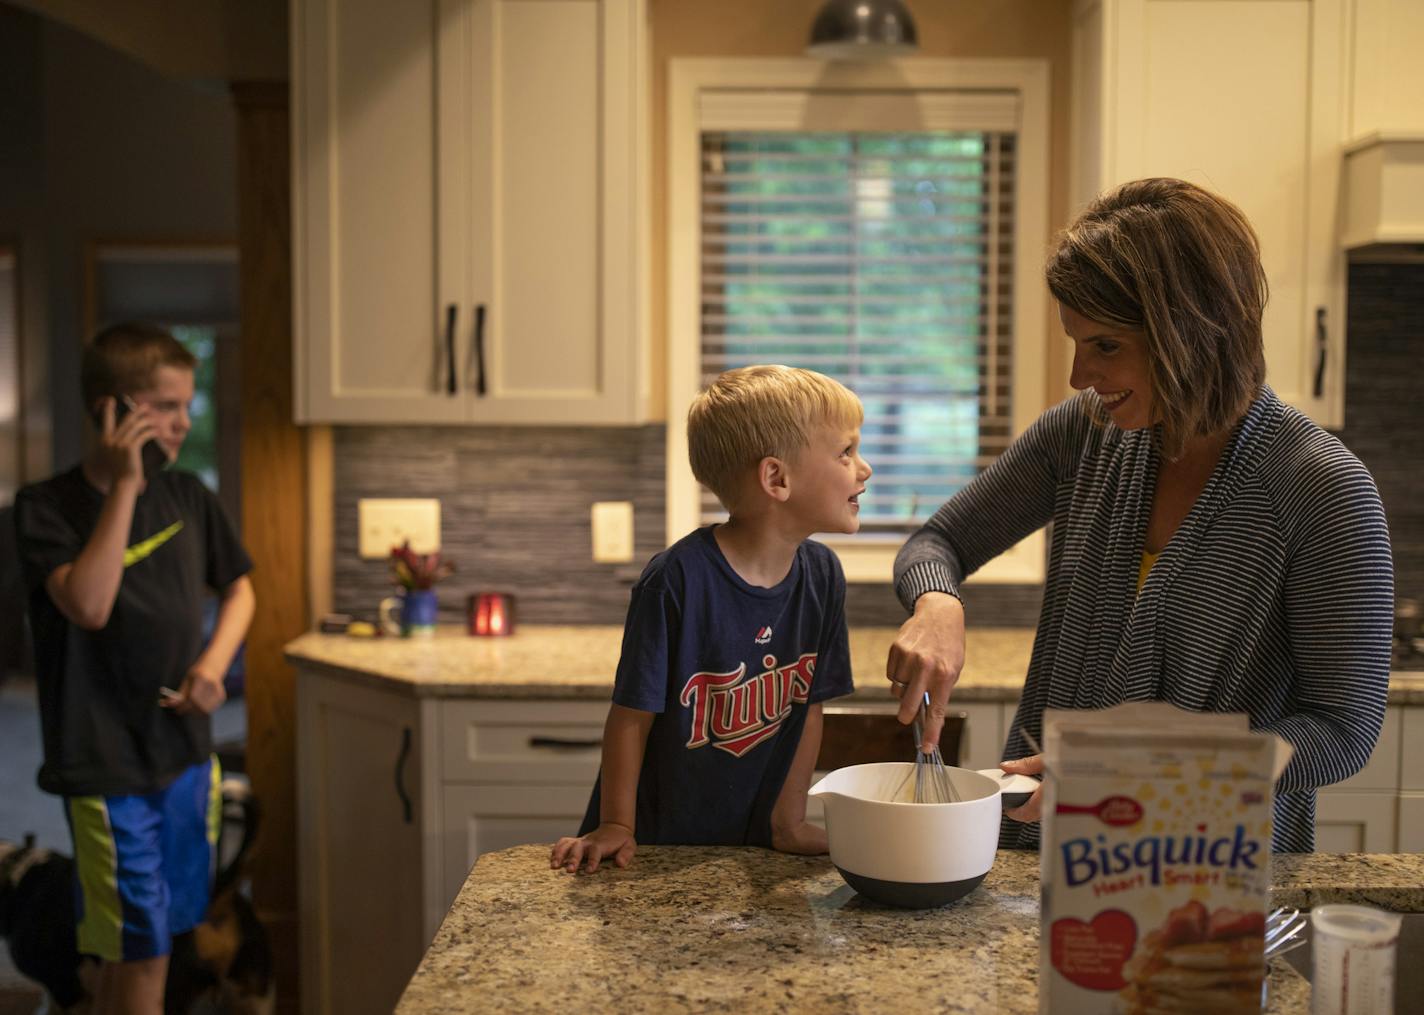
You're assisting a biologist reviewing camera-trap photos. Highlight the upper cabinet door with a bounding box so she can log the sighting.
[1071,0,1346,427]
[293,0,648,425]
[459,0,647,424]
[294,0,469,423]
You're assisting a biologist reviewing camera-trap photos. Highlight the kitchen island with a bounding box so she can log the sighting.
[395,845,1424,1014]
[286,627,1424,1013]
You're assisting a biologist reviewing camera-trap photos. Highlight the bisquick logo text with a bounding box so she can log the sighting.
[1061,825,1261,888]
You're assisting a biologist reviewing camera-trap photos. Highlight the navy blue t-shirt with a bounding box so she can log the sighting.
[579,526,853,847]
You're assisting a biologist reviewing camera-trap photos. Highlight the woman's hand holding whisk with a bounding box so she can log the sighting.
[886,591,966,753]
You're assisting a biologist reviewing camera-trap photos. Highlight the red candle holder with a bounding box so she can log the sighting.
[468,592,516,636]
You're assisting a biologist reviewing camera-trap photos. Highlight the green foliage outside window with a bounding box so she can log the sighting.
[169,325,219,492]
[704,132,1013,528]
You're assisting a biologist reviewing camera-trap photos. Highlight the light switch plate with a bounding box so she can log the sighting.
[358,498,441,559]
[591,501,634,563]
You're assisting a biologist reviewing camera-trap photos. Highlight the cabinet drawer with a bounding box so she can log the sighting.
[441,783,592,905]
[1402,707,1424,791]
[1398,793,1424,853]
[1314,790,1398,853]
[440,700,607,783]
[1334,705,1402,791]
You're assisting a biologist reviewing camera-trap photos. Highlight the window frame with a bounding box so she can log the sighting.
[666,58,1051,583]
[82,239,242,526]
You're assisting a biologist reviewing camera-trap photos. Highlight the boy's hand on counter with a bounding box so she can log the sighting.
[550,823,636,874]
[771,819,828,856]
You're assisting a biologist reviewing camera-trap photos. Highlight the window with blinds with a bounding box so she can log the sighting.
[699,130,1017,534]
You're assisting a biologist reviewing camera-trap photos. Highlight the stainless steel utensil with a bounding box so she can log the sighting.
[911,692,959,804]
[1265,907,1307,959]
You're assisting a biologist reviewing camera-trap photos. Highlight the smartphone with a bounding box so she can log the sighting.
[113,396,171,478]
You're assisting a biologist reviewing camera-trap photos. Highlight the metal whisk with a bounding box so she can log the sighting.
[910,691,959,804]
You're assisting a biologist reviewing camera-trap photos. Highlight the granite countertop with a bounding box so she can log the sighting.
[396,845,1424,1014]
[285,624,1424,705]
[282,625,1032,700]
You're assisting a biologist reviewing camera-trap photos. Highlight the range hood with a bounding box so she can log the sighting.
[1341,133,1424,249]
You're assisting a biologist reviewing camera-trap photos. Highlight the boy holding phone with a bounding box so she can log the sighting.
[13,322,255,1014]
[113,393,172,479]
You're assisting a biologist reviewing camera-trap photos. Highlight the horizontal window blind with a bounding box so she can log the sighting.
[699,130,1016,533]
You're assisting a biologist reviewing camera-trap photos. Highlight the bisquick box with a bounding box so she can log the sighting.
[1038,703,1292,1015]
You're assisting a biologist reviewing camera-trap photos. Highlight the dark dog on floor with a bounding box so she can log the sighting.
[0,778,274,1014]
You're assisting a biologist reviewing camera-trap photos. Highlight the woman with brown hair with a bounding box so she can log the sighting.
[886,178,1394,852]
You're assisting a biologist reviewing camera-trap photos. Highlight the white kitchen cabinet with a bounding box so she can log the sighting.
[1400,705,1424,793]
[1314,792,1398,852]
[442,784,595,898]
[437,699,605,902]
[293,0,649,424]
[298,673,605,1014]
[297,672,442,1015]
[1397,793,1424,853]
[958,702,1010,774]
[1070,0,1347,426]
[1313,706,1404,852]
[1399,708,1424,850]
[1346,0,1424,137]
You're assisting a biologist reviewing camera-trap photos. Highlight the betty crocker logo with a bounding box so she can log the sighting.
[680,652,816,757]
[1056,795,1144,826]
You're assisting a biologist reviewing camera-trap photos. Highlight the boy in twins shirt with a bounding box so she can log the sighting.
[552,365,872,873]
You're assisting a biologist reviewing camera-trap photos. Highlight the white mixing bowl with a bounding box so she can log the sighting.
[809,762,1033,908]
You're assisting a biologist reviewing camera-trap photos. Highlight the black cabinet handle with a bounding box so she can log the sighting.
[528,736,603,751]
[1313,306,1327,399]
[472,303,487,396]
[444,304,459,395]
[395,727,414,824]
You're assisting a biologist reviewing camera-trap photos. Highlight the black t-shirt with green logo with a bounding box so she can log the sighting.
[14,466,252,796]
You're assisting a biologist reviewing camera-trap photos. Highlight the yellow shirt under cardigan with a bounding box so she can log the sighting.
[1138,550,1159,592]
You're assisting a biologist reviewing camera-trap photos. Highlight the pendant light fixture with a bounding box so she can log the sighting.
[806,0,919,61]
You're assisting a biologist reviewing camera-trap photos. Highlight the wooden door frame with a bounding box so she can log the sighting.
[232,79,305,1015]
[0,240,24,497]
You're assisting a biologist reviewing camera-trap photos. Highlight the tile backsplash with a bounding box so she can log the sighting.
[332,425,667,625]
[331,425,1044,628]
[333,260,1422,632]
[1337,258,1424,608]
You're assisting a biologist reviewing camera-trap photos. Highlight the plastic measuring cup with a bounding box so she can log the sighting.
[1310,904,1402,1015]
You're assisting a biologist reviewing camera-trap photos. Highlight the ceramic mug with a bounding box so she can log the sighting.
[379,588,438,638]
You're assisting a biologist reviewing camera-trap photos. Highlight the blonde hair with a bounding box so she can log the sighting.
[81,322,197,408]
[688,365,863,510]
[1046,178,1267,458]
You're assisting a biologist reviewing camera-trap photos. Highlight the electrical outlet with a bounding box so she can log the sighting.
[591,501,634,563]
[359,498,441,559]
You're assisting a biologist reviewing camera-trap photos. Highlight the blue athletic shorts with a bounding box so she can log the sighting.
[65,756,221,962]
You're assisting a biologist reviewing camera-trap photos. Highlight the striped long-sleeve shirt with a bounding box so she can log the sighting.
[894,387,1394,852]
